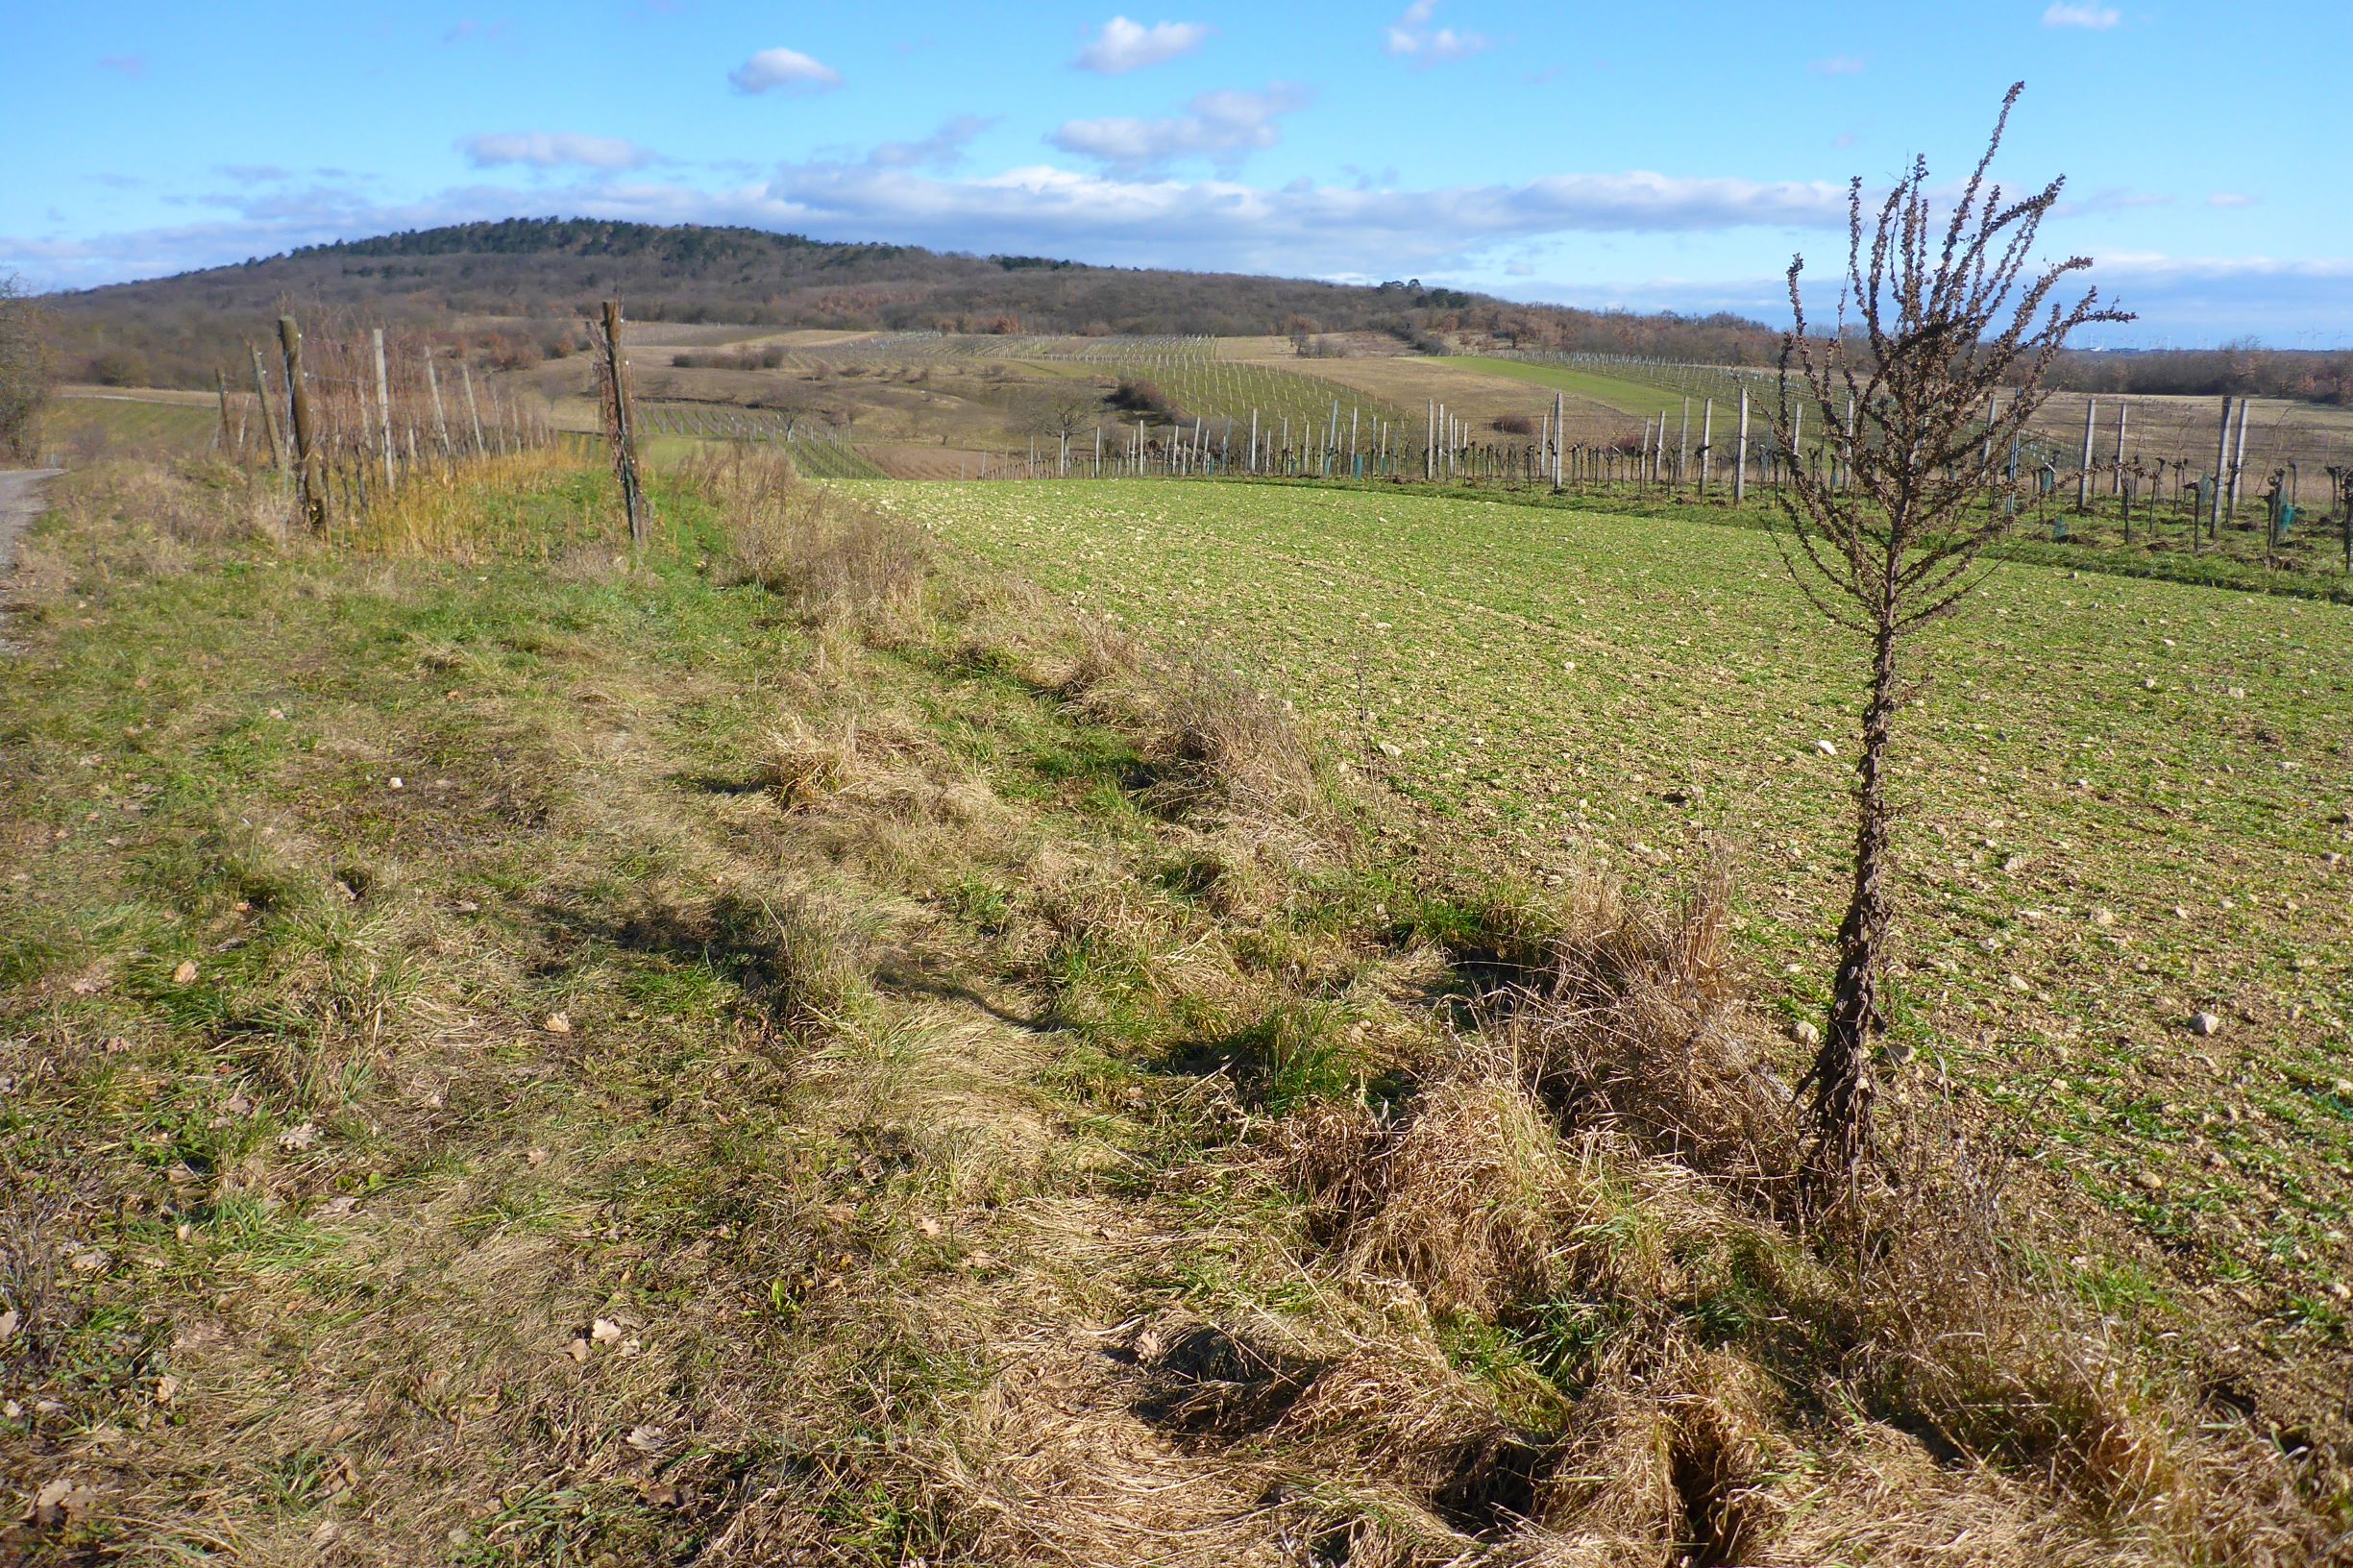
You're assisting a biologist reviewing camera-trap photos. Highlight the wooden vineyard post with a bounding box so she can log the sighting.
[1699,398,1714,497]
[2113,402,2128,496]
[2212,396,2232,541]
[248,346,284,469]
[600,301,650,547]
[1734,386,1750,504]
[2228,396,2250,521]
[372,329,397,492]
[461,362,486,455]
[425,354,453,457]
[214,369,233,456]
[277,315,329,534]
[1553,392,1564,490]
[1677,398,1690,488]
[2077,397,2096,512]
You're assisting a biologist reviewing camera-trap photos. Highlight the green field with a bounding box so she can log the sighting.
[38,394,219,459]
[1434,355,1694,421]
[857,478,2353,1325]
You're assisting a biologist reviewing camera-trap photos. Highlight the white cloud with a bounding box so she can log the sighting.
[738,160,1847,273]
[1050,84,1311,170]
[1385,1,1488,64]
[1075,16,1211,74]
[729,47,843,95]
[2207,192,2257,208]
[3,160,1851,294]
[868,115,996,171]
[458,133,657,171]
[1808,55,1864,75]
[2043,4,2121,28]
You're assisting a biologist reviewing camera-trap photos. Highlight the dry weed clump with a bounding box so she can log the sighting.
[1283,1068,1572,1318]
[1139,658,1326,822]
[757,715,857,812]
[912,1342,1298,1568]
[53,458,293,562]
[1511,863,1798,1204]
[1269,1338,1559,1531]
[1250,849,2333,1565]
[693,445,931,620]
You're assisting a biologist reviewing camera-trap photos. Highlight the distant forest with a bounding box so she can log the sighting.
[37,216,2353,404]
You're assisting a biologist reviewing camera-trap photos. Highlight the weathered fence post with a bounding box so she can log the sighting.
[2212,396,2233,539]
[461,362,486,455]
[372,328,397,493]
[277,315,328,534]
[248,346,284,470]
[1734,387,1750,504]
[2077,397,2096,512]
[2228,396,2250,520]
[213,369,234,456]
[1553,391,1564,489]
[601,301,649,548]
[1699,397,1714,497]
[425,354,453,457]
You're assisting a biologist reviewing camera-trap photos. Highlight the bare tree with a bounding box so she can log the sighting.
[0,273,55,462]
[1773,85,2130,1193]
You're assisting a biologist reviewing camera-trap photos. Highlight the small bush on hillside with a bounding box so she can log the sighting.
[1110,379,1184,421]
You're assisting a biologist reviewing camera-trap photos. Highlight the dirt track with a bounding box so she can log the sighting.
[0,466,60,647]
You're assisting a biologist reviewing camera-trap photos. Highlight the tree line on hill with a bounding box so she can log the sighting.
[26,217,2351,405]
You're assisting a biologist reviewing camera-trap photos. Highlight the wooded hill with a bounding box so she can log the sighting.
[43,217,2353,402]
[43,216,1782,389]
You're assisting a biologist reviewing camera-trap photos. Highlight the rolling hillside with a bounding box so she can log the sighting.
[40,217,1782,390]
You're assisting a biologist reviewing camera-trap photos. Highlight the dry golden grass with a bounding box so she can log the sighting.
[690,444,933,621]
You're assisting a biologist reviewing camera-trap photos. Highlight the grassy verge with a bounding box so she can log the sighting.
[1,453,2342,1562]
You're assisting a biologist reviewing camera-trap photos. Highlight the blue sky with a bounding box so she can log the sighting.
[6,1,2348,345]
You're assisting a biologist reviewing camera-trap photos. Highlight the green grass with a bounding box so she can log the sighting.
[1434,356,1690,420]
[857,477,2353,1325]
[38,394,218,458]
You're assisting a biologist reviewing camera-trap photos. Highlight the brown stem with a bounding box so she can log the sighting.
[1807,613,1900,1193]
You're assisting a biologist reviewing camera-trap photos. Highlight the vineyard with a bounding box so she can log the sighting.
[633,401,888,478]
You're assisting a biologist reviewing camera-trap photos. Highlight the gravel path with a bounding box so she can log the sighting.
[0,466,61,649]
